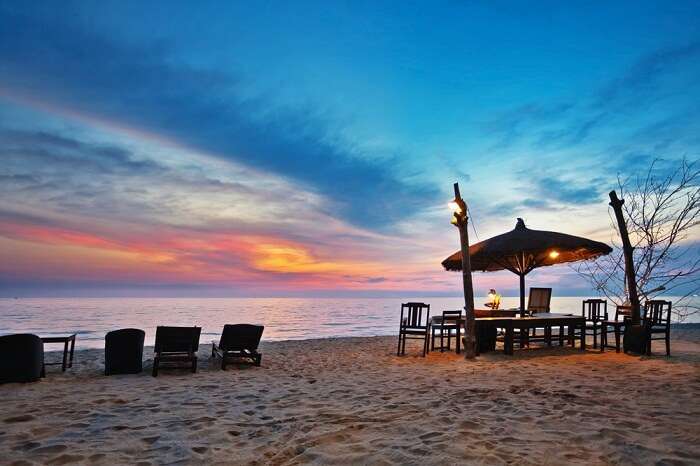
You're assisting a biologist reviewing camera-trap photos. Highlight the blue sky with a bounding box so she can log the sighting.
[0,1,698,296]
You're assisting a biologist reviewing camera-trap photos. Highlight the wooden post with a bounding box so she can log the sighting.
[452,183,476,359]
[608,190,641,325]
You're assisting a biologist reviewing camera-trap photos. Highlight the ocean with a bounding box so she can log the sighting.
[1,296,697,349]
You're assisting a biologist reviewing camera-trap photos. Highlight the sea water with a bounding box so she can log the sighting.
[0,296,697,348]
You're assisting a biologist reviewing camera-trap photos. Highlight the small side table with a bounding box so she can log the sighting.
[41,334,76,372]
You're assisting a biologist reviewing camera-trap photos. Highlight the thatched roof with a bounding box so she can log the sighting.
[441,218,612,275]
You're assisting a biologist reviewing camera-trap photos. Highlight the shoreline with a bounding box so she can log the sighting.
[34,322,700,352]
[3,331,699,465]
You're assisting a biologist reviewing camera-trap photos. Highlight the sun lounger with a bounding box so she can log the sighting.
[152,326,201,377]
[212,324,264,369]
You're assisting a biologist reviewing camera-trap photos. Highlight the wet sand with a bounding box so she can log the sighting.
[1,328,699,465]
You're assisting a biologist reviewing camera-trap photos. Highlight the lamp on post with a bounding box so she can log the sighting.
[449,182,476,359]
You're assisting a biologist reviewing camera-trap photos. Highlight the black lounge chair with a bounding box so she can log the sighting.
[105,328,145,375]
[212,324,264,369]
[0,334,44,384]
[152,326,201,377]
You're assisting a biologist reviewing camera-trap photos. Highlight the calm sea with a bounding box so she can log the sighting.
[0,297,697,349]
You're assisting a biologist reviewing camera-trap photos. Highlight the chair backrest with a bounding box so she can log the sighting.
[219,324,264,352]
[528,288,552,313]
[582,299,608,322]
[0,334,44,383]
[613,305,633,322]
[644,300,672,326]
[400,302,430,328]
[441,310,462,325]
[106,328,145,342]
[154,326,201,353]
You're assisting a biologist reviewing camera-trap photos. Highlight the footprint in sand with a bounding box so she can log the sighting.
[3,415,35,423]
[32,444,68,455]
[12,441,41,451]
[46,454,85,465]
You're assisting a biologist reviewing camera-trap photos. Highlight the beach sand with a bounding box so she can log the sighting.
[2,329,699,465]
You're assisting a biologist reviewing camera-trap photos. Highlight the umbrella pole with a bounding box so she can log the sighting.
[519,273,526,317]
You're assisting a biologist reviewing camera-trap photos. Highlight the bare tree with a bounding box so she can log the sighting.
[577,157,700,321]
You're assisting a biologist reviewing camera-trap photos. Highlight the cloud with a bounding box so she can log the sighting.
[594,41,700,109]
[534,177,602,204]
[0,7,438,230]
[482,40,700,154]
[484,102,574,149]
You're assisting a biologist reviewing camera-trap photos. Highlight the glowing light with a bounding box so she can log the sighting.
[448,201,462,214]
[549,250,560,259]
[486,288,501,309]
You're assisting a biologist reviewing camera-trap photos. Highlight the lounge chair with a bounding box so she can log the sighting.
[211,324,264,369]
[0,334,44,384]
[152,326,201,377]
[105,328,145,375]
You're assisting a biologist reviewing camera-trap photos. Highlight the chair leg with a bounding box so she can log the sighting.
[152,358,159,377]
[615,327,620,353]
[402,332,407,355]
[593,325,597,349]
[666,332,671,357]
[397,333,403,356]
[431,329,435,351]
[192,357,197,373]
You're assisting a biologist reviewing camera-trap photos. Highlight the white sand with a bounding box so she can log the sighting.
[1,330,699,465]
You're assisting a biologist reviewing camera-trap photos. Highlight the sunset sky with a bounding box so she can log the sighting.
[1,1,699,297]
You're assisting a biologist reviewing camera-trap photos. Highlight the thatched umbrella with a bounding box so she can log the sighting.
[442,218,612,313]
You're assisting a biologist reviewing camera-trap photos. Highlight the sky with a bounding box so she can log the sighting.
[0,1,699,297]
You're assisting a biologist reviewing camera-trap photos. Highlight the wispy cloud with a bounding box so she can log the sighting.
[0,7,437,230]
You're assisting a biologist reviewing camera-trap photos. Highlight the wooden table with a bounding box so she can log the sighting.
[437,315,586,355]
[41,334,76,372]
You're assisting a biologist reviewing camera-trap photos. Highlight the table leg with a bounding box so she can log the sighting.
[568,324,574,347]
[505,324,514,355]
[615,326,620,353]
[62,341,68,372]
[69,336,75,368]
[580,323,586,351]
[545,325,552,347]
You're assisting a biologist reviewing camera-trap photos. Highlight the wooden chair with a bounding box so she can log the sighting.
[528,287,552,314]
[523,287,553,347]
[603,305,632,353]
[397,302,430,357]
[212,324,264,369]
[152,326,201,377]
[582,299,608,350]
[644,300,672,356]
[431,310,462,352]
